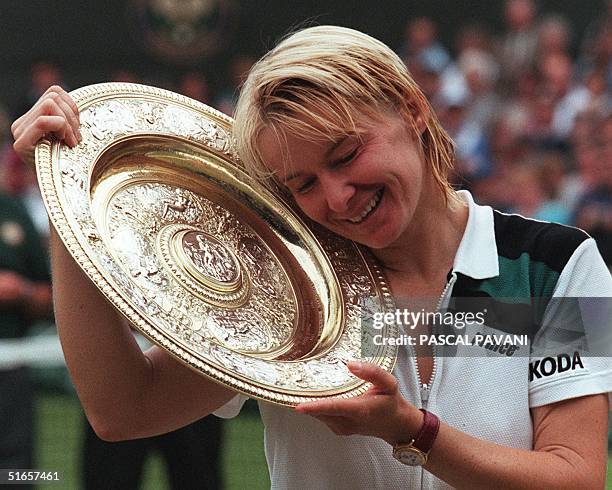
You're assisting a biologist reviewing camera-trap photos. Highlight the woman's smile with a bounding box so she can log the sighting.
[346,188,384,224]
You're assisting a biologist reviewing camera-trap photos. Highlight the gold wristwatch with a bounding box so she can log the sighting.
[392,409,440,466]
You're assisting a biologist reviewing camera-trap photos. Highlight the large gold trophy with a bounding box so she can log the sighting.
[36,83,397,405]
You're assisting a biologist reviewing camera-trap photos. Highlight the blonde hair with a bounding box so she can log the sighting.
[233,25,457,202]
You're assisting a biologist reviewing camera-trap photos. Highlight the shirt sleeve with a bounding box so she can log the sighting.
[529,238,612,408]
[212,394,249,419]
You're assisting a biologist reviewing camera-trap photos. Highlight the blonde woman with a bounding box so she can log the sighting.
[12,26,611,489]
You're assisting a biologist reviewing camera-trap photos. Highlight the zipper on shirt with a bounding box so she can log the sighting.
[420,383,430,404]
[418,271,457,490]
[417,272,457,409]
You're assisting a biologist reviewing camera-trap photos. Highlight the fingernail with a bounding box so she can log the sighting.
[348,361,363,371]
[77,129,82,142]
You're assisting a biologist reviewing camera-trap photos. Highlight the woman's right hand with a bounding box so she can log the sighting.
[11,85,82,168]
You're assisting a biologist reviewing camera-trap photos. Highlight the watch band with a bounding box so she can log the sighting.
[411,409,440,454]
[391,409,441,466]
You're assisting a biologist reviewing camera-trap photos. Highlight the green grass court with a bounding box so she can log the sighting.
[35,394,269,489]
[34,394,612,489]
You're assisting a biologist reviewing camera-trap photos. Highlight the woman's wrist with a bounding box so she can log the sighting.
[386,399,425,445]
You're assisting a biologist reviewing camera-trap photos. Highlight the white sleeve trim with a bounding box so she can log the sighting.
[529,365,612,408]
[212,394,249,419]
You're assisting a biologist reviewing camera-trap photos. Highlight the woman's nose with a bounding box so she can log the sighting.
[320,174,355,213]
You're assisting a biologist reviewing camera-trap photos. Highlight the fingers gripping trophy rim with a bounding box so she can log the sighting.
[11,85,82,169]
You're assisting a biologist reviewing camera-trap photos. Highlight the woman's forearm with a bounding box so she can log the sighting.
[50,228,235,440]
[50,229,156,431]
[423,394,608,489]
[298,364,608,489]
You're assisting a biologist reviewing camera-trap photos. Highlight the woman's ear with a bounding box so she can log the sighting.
[414,113,427,135]
[402,105,428,136]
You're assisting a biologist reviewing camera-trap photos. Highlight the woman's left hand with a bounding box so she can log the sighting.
[295,362,422,445]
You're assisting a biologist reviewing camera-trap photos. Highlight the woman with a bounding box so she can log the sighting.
[11,26,611,489]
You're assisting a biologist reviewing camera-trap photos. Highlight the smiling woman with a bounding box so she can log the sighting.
[256,112,431,250]
[10,23,612,490]
[228,25,612,489]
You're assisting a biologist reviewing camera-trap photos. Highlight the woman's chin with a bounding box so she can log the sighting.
[352,229,398,250]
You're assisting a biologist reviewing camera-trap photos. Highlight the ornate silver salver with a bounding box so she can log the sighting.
[36,83,397,405]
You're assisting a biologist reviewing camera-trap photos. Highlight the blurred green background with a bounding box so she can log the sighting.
[35,393,270,490]
[33,390,612,489]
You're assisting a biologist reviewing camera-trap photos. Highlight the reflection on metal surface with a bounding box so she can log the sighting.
[35,82,397,406]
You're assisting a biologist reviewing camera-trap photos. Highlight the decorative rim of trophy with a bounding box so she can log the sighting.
[36,82,398,406]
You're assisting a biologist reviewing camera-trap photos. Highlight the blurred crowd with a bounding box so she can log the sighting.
[403,0,611,267]
[0,0,610,265]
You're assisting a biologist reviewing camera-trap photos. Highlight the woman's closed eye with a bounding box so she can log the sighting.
[292,146,361,195]
[295,177,317,194]
[332,147,359,168]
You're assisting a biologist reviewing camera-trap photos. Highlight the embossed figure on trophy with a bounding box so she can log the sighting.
[197,120,230,153]
[196,234,217,270]
[141,102,160,125]
[122,209,151,232]
[162,190,190,219]
[214,209,232,235]
[255,263,278,297]
[238,238,278,297]
[78,110,100,141]
[83,101,138,141]
[145,262,160,278]
[193,234,235,281]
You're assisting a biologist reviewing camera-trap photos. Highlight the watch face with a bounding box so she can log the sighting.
[395,448,427,466]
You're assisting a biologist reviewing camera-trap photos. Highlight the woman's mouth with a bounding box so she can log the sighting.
[347,188,384,224]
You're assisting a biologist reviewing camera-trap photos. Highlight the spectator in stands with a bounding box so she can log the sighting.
[438,92,492,188]
[498,0,539,85]
[558,113,609,216]
[0,146,49,242]
[110,69,141,84]
[469,113,532,211]
[456,48,501,129]
[538,51,607,141]
[536,14,572,65]
[508,160,571,225]
[577,0,612,83]
[400,17,450,77]
[0,187,52,488]
[178,72,211,104]
[437,23,494,121]
[0,104,9,149]
[82,414,223,490]
[538,150,573,211]
[13,61,66,122]
[573,115,612,267]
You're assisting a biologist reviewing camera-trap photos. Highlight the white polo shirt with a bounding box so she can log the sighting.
[216,191,612,489]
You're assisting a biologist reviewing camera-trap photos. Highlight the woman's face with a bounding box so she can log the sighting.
[258,111,427,249]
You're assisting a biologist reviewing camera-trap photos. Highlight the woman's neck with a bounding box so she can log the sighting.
[372,189,468,282]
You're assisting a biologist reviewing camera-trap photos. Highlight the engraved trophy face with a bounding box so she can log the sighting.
[36,83,397,406]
